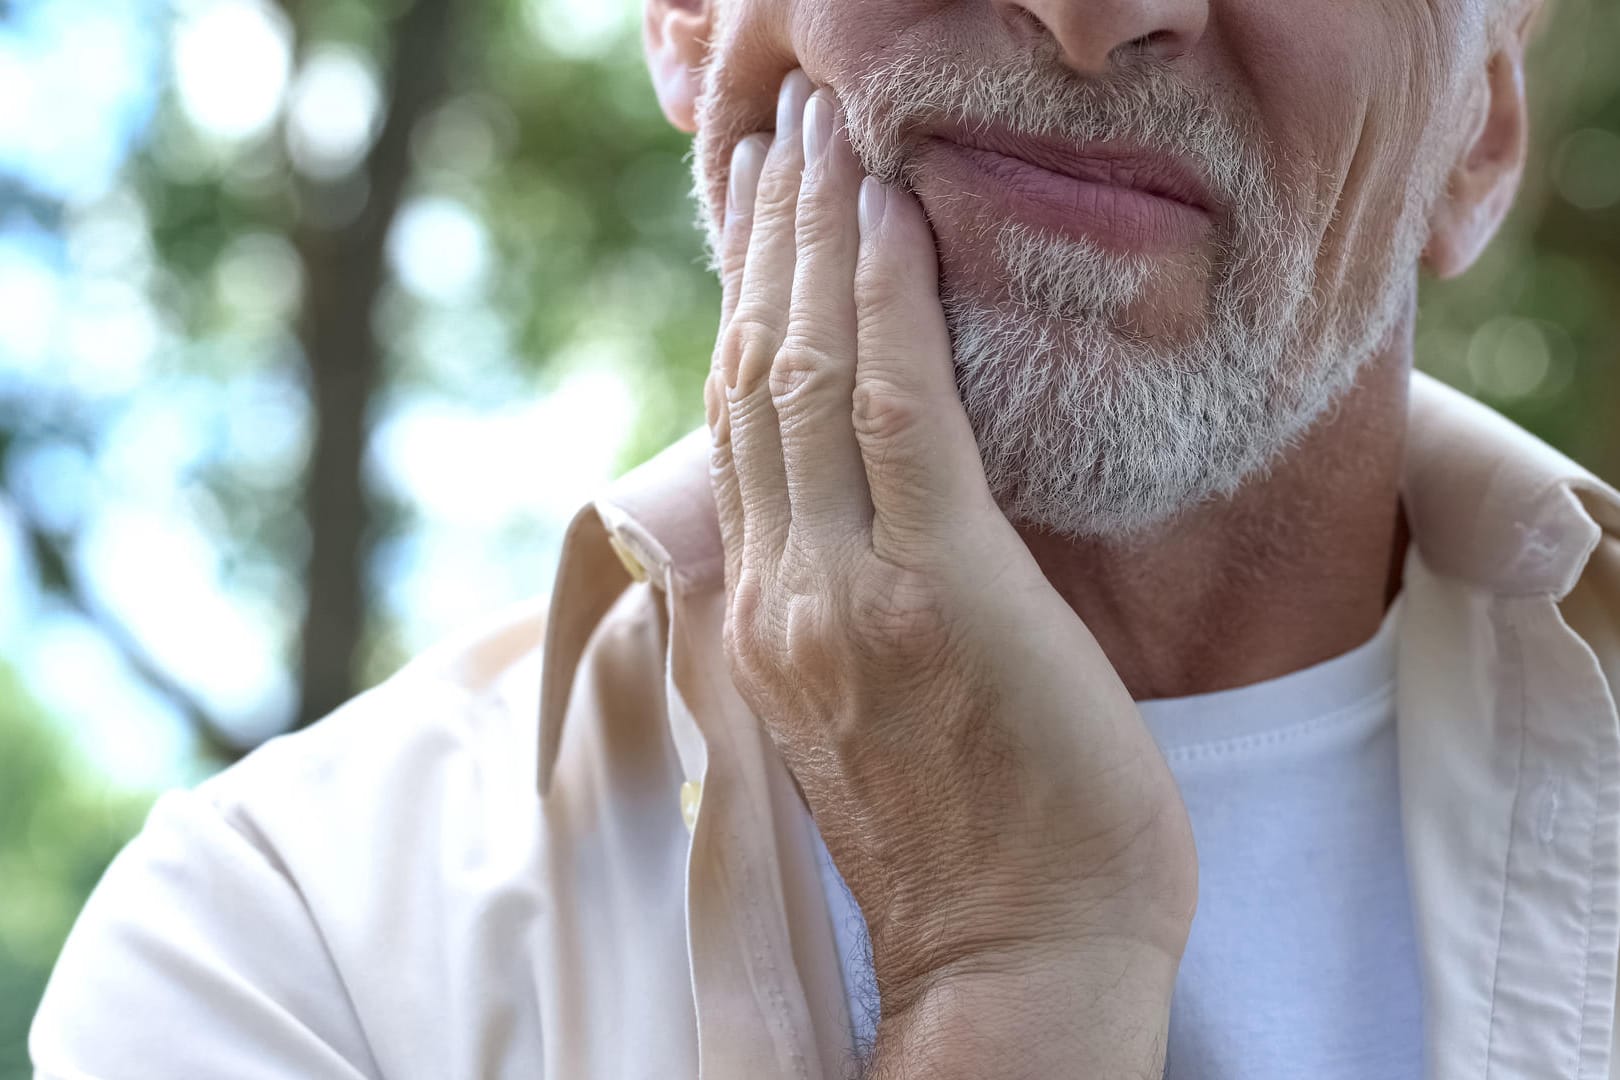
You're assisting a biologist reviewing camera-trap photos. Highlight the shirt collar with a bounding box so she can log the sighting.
[1404,371,1620,598]
[537,370,1620,795]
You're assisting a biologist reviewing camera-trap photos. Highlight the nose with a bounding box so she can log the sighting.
[994,0,1209,75]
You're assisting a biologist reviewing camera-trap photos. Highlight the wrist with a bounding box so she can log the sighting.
[862,939,1179,1080]
[864,876,1197,1022]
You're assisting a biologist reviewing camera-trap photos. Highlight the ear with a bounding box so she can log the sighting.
[1421,14,1535,280]
[644,0,711,133]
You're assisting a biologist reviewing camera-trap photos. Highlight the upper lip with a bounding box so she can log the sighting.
[930,122,1216,215]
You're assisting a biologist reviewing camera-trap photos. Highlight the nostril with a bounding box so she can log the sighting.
[997,0,1206,74]
[1123,29,1175,54]
[1000,5,1050,46]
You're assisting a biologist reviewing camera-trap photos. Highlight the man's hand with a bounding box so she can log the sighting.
[705,69,1198,1076]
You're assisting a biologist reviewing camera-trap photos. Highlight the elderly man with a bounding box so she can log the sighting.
[30,0,1620,1077]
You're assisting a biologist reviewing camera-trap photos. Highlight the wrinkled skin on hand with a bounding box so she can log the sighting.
[704,68,1198,1016]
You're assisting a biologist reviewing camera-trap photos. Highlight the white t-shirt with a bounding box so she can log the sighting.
[809,597,1425,1077]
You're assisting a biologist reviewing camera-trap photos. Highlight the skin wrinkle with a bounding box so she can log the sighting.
[667,0,1526,697]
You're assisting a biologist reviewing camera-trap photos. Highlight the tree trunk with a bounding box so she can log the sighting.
[293,0,458,730]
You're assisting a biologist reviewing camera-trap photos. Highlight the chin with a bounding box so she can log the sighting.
[929,212,1218,349]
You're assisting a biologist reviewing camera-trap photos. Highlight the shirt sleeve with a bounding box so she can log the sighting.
[28,787,383,1080]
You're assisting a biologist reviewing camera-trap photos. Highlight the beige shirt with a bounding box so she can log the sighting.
[29,372,1620,1080]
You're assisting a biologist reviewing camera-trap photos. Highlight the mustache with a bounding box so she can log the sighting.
[837,47,1275,213]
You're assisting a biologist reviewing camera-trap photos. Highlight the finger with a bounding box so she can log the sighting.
[852,179,997,559]
[707,369,745,601]
[773,92,873,550]
[724,68,813,570]
[719,134,769,330]
[709,136,769,599]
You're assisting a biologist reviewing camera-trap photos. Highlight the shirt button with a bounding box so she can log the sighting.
[680,780,702,833]
[608,533,649,583]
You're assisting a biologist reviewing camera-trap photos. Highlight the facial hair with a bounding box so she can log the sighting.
[690,46,1441,541]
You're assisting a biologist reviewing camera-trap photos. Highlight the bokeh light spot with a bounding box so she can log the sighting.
[285,45,383,180]
[524,0,636,59]
[387,195,491,303]
[172,0,292,142]
[1467,317,1554,402]
[1553,127,1620,211]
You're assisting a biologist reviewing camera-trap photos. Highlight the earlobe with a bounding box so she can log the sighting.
[1421,41,1529,280]
[644,0,711,133]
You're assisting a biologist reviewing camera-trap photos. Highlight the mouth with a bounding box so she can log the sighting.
[920,123,1217,253]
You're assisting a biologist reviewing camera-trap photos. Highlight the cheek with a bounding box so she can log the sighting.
[696,3,929,185]
[714,0,958,107]
[691,9,793,232]
[695,1,976,239]
[794,1,971,85]
[797,2,908,79]
[1219,0,1455,286]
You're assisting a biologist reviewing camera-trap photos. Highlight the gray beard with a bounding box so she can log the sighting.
[692,49,1440,540]
[935,210,1413,542]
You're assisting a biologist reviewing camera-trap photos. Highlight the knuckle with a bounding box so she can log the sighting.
[708,439,734,487]
[781,590,836,668]
[768,341,834,406]
[724,314,783,395]
[725,311,781,357]
[778,531,846,606]
[848,562,952,660]
[703,368,724,422]
[852,376,922,445]
[720,611,742,672]
[727,566,773,665]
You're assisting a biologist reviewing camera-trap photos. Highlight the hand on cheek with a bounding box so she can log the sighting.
[703,68,994,603]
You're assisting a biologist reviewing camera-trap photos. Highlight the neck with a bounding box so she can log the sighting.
[1016,307,1415,702]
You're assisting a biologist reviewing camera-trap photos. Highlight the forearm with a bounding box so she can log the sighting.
[858,941,1177,1080]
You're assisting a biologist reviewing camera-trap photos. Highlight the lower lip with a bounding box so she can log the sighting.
[922,139,1213,253]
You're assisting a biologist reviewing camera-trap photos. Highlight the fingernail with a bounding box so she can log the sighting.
[776,70,812,147]
[858,177,888,236]
[728,136,766,216]
[803,91,833,165]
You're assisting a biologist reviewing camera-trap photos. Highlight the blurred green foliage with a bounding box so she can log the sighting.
[3,0,1619,1074]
